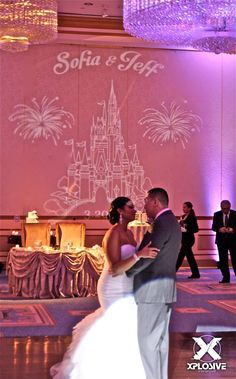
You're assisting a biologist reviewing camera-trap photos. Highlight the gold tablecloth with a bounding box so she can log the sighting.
[7,247,104,299]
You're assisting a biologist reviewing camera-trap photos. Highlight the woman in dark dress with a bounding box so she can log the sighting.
[176,201,200,279]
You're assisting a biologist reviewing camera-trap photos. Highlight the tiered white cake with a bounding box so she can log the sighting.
[134,211,148,224]
[128,212,149,245]
[26,210,39,223]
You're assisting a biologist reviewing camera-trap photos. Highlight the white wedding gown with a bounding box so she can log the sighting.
[50,244,146,379]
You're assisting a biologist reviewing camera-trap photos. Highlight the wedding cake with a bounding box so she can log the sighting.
[26,210,39,223]
[129,211,148,226]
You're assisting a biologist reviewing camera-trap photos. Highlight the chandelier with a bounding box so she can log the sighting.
[0,0,57,53]
[123,1,236,54]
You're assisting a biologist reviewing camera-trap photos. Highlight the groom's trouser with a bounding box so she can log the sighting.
[137,303,172,379]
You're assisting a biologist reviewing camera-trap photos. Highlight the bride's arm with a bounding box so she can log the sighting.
[103,228,122,269]
[111,244,158,276]
[104,230,158,276]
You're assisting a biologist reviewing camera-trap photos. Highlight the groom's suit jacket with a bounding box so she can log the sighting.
[126,210,181,304]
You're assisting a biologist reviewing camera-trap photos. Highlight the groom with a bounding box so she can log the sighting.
[127,187,181,379]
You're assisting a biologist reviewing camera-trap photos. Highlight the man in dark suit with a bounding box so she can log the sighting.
[127,188,181,379]
[212,200,236,283]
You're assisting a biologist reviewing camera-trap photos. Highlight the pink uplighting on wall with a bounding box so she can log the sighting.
[0,46,235,218]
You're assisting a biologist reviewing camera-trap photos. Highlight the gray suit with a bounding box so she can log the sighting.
[127,210,181,379]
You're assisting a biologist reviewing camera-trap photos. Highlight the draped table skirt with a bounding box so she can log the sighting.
[7,247,104,299]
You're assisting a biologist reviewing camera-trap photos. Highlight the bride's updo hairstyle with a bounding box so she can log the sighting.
[107,196,131,225]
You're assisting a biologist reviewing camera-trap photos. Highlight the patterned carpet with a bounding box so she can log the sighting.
[0,304,54,327]
[170,268,236,333]
[0,268,236,337]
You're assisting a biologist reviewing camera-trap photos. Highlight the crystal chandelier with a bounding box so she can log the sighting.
[0,0,58,53]
[123,1,236,54]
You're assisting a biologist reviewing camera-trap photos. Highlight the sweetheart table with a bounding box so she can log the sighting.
[7,247,104,299]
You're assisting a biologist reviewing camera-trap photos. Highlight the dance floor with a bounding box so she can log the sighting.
[1,268,236,337]
[0,333,235,379]
[172,268,236,333]
[0,268,236,379]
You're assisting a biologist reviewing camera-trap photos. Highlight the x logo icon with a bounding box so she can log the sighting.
[193,337,222,361]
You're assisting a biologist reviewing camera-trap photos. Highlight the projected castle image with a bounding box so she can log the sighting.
[44,81,152,215]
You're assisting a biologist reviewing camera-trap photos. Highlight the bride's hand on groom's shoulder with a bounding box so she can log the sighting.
[138,242,159,259]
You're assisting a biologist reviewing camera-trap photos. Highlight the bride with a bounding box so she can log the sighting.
[50,196,158,379]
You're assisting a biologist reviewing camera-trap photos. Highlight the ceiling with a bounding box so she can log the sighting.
[56,0,181,50]
[56,2,236,54]
[58,0,123,18]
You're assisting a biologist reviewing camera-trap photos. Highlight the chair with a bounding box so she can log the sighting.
[21,222,51,248]
[56,222,86,249]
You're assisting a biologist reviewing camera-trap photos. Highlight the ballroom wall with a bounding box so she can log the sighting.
[0,45,235,255]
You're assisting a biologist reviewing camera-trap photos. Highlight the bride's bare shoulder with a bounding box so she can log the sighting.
[105,225,120,238]
[103,225,120,243]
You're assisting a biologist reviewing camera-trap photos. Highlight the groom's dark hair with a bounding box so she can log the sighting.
[148,187,169,206]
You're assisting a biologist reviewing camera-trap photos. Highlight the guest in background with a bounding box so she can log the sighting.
[176,201,200,279]
[212,200,236,283]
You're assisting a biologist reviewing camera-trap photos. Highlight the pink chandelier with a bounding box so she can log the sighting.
[123,1,236,54]
[0,0,57,53]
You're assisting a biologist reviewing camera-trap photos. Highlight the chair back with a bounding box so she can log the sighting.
[56,222,86,249]
[21,222,51,248]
